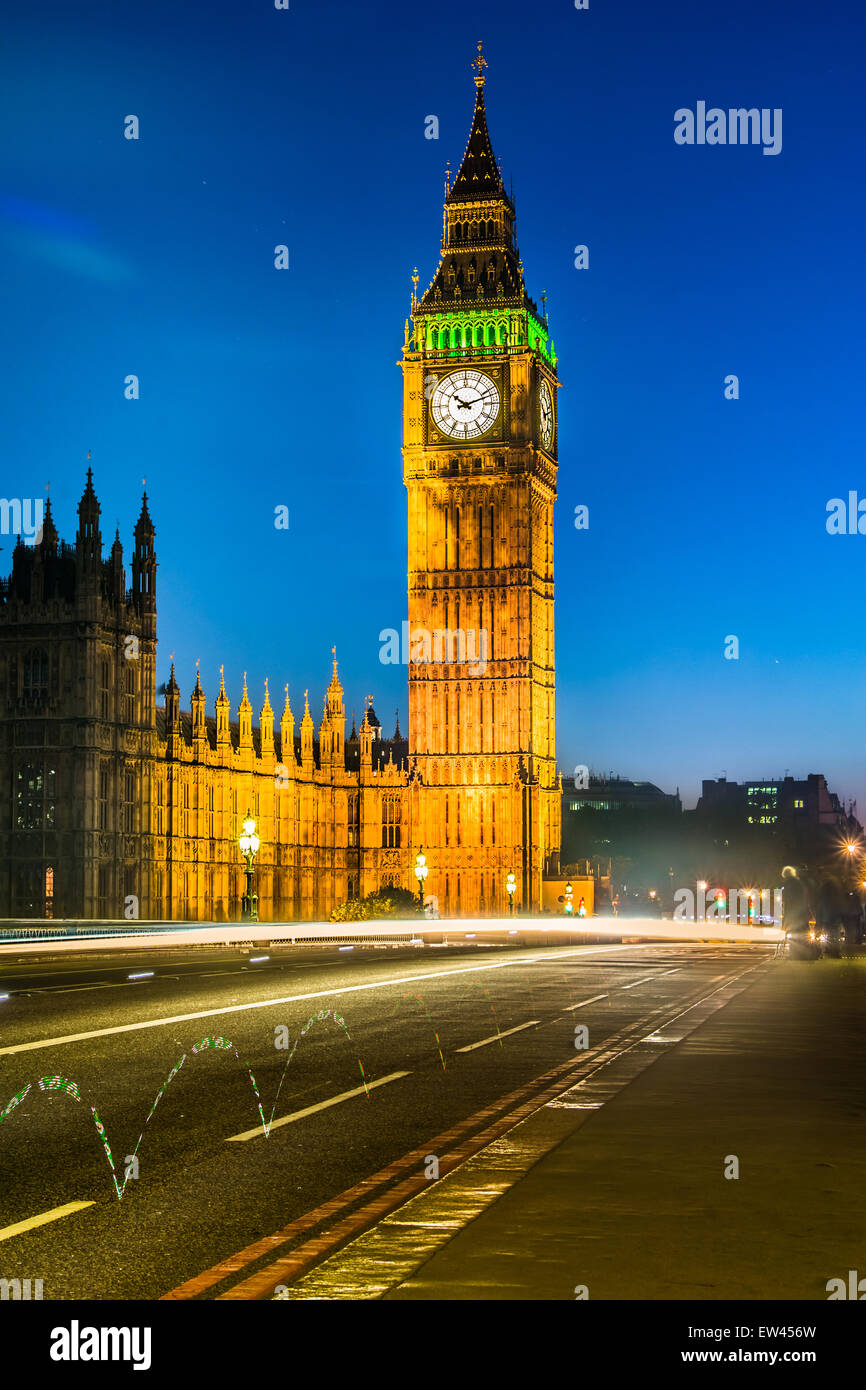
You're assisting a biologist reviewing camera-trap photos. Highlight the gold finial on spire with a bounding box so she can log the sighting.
[472,40,487,88]
[411,266,419,310]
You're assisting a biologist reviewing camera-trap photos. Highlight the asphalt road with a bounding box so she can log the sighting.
[0,938,770,1299]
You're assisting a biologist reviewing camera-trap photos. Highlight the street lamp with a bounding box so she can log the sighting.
[414,849,428,909]
[239,810,260,923]
[506,869,516,915]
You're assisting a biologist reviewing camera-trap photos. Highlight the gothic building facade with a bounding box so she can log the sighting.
[0,52,561,922]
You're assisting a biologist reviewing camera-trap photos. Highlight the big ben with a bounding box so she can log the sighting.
[403,45,561,916]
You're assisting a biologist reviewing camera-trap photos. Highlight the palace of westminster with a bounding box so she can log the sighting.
[0,51,563,922]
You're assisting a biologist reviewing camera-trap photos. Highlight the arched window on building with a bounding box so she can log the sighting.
[348,792,360,848]
[23,649,48,701]
[381,794,401,848]
[100,658,110,719]
[16,763,56,831]
[124,768,135,833]
[124,664,135,723]
[99,762,110,830]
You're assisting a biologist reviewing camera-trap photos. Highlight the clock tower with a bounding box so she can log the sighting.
[402,45,561,916]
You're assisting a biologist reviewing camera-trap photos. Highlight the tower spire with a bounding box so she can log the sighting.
[445,46,508,207]
[132,483,156,618]
[40,492,58,552]
[472,40,487,88]
[76,460,102,570]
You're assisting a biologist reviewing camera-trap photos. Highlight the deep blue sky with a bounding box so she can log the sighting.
[2,0,864,810]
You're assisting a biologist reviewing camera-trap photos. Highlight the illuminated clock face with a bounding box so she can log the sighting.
[539,378,554,449]
[431,370,500,440]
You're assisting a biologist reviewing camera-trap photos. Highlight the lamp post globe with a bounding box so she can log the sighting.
[414,850,428,909]
[506,869,516,916]
[239,809,260,923]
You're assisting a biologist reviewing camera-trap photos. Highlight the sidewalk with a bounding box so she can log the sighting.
[285,953,866,1300]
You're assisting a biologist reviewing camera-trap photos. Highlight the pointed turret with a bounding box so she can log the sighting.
[325,647,345,765]
[360,695,379,764]
[191,666,206,743]
[76,464,102,572]
[238,671,253,748]
[40,494,58,554]
[215,666,231,747]
[280,684,296,768]
[110,527,125,605]
[300,688,314,767]
[132,488,156,619]
[165,661,181,734]
[319,693,333,767]
[260,678,274,754]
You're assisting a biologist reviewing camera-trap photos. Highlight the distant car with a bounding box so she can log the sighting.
[785,930,821,961]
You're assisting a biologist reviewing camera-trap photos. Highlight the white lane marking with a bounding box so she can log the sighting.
[564,993,609,1011]
[0,1200,95,1244]
[455,1019,540,1053]
[0,945,640,1057]
[226,1071,411,1142]
[38,982,136,994]
[619,974,662,990]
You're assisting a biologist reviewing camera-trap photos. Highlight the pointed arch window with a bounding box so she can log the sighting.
[125,664,136,722]
[23,649,48,701]
[381,793,400,848]
[15,763,56,830]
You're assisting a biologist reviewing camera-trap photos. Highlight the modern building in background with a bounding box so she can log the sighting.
[562,774,682,815]
[0,53,562,922]
[695,774,860,838]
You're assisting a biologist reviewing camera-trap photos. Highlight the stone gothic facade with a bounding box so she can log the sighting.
[0,53,561,922]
